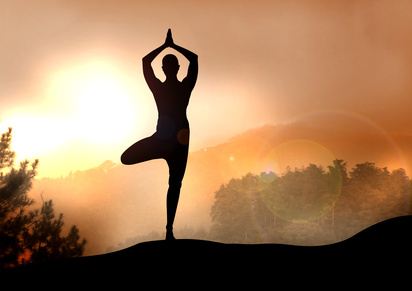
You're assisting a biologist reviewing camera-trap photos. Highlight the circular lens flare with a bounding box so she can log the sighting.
[258,139,341,222]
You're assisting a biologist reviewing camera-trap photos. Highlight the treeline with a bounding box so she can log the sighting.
[209,160,411,244]
[109,159,411,249]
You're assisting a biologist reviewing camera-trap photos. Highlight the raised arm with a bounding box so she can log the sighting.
[143,29,198,91]
[166,29,198,89]
[142,43,166,92]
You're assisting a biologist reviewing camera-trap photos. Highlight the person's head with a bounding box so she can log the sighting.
[162,54,180,78]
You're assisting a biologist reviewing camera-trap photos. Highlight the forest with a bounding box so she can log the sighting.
[25,123,412,255]
[2,125,412,264]
[208,160,411,244]
[109,159,411,250]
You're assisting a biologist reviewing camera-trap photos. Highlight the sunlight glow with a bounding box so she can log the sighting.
[47,59,141,143]
[1,58,154,177]
[74,73,135,142]
[1,115,67,161]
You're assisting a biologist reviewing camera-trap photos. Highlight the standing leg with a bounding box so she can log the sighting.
[165,145,189,240]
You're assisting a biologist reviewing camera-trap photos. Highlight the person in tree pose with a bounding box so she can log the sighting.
[121,29,198,240]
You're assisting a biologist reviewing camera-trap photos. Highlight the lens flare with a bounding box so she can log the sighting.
[258,139,341,222]
[284,109,410,212]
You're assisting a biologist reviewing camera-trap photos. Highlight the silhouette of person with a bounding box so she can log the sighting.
[121,29,198,240]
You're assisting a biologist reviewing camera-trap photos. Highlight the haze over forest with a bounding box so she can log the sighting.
[30,121,412,255]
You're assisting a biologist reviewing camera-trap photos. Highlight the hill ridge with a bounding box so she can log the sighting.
[4,215,411,283]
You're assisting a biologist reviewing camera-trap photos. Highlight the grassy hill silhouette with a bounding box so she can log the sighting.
[4,215,411,284]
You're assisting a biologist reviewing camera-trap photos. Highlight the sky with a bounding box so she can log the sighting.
[1,0,412,178]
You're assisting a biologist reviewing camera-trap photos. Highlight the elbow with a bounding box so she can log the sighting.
[142,57,152,69]
[190,54,198,63]
[142,55,152,65]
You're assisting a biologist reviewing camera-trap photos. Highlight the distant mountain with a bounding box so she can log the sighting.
[31,122,412,255]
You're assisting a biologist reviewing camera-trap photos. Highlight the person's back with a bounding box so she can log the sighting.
[155,79,191,118]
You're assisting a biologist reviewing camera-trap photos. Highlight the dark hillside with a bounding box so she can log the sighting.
[4,216,411,286]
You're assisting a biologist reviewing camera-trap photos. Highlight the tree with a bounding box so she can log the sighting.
[262,163,341,223]
[23,199,86,263]
[210,173,264,242]
[209,159,411,245]
[0,128,38,267]
[0,128,86,269]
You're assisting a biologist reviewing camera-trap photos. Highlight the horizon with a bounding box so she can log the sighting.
[16,119,412,179]
[2,115,412,179]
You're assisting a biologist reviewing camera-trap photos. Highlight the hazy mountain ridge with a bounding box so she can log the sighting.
[30,122,412,255]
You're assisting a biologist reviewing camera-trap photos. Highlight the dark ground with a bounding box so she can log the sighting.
[2,216,412,287]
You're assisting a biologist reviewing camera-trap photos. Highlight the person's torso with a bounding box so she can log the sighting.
[153,80,191,138]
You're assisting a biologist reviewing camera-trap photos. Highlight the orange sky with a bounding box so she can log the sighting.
[1,0,412,178]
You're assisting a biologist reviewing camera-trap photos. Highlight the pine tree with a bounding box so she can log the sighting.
[24,199,86,263]
[0,128,38,268]
[63,225,87,258]
[0,127,86,269]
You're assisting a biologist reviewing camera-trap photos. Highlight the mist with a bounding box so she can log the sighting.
[30,121,412,255]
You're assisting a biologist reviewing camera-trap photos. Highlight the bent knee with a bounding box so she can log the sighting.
[120,152,133,165]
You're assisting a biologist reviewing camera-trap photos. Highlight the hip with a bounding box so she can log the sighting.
[156,116,189,140]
